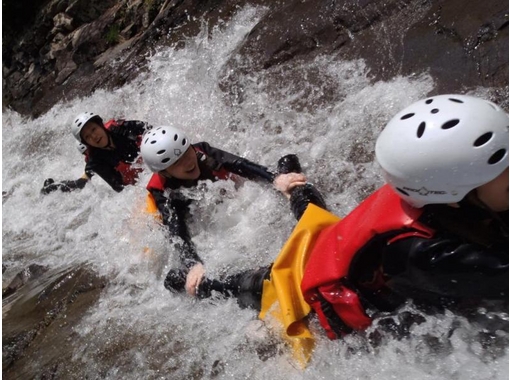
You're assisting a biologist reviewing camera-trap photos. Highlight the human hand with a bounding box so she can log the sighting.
[274,173,307,198]
[185,263,205,296]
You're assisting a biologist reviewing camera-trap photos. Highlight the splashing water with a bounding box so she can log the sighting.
[2,5,508,379]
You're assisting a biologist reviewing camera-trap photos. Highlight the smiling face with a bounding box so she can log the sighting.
[476,167,509,212]
[80,121,109,148]
[161,146,200,180]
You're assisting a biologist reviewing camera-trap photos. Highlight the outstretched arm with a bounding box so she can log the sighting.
[152,189,207,296]
[274,173,328,220]
[40,175,90,195]
[196,142,275,183]
[151,190,203,269]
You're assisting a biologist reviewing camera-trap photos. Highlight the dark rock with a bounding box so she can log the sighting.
[2,265,107,378]
[2,264,49,298]
[221,0,508,105]
[2,0,508,117]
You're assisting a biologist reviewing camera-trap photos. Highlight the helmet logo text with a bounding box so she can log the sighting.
[403,186,447,196]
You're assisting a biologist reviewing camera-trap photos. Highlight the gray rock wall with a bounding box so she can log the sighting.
[2,0,508,117]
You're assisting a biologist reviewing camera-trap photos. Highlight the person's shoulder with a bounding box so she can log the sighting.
[194,141,220,153]
[193,141,210,148]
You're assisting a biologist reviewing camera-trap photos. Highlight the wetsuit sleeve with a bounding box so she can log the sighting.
[198,142,275,183]
[40,177,89,194]
[382,236,508,301]
[150,189,203,269]
[288,184,328,220]
[85,160,124,192]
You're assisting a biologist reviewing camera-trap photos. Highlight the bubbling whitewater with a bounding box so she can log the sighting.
[2,5,508,379]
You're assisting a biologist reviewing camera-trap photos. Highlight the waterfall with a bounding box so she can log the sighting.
[3,5,507,379]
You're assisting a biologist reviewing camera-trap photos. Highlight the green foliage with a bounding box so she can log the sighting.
[144,0,155,11]
[105,24,121,45]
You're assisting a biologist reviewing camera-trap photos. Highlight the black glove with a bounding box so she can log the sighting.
[41,177,88,195]
[41,178,60,195]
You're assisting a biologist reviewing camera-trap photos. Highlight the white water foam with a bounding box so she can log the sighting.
[2,5,507,379]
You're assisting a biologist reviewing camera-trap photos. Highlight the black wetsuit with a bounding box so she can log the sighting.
[84,120,150,192]
[41,120,151,194]
[186,183,508,317]
[150,142,275,270]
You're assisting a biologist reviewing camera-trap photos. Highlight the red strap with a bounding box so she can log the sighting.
[147,173,166,191]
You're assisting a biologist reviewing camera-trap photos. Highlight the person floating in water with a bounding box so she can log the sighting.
[163,94,508,362]
[41,112,152,194]
[139,125,308,294]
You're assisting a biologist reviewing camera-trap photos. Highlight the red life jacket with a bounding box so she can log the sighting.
[300,184,435,340]
[105,119,143,185]
[146,146,232,191]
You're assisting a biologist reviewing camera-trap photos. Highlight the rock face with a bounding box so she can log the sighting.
[2,266,107,379]
[3,0,508,118]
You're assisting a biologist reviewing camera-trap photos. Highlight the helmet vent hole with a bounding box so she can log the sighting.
[162,130,166,134]
[161,158,170,164]
[400,113,414,120]
[182,138,187,146]
[157,149,166,155]
[144,138,149,144]
[473,132,493,147]
[174,134,178,141]
[431,108,439,114]
[449,98,464,103]
[417,122,426,138]
[77,122,82,127]
[396,187,410,196]
[488,149,506,165]
[441,119,459,129]
[150,140,157,145]
[425,99,433,104]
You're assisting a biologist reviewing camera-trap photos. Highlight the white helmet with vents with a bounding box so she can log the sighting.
[71,112,103,142]
[76,141,88,154]
[375,94,509,207]
[141,126,191,172]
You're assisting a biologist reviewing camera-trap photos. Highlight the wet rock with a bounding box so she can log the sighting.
[2,265,107,378]
[221,0,508,105]
[2,264,49,298]
[2,0,508,117]
[52,12,74,33]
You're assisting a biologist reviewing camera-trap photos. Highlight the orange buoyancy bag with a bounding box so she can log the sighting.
[259,203,341,367]
[301,184,434,339]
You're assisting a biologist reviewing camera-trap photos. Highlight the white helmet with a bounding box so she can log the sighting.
[375,94,509,208]
[76,141,88,154]
[71,112,103,142]
[141,126,191,172]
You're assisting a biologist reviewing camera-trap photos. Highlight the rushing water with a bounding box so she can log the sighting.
[2,5,508,379]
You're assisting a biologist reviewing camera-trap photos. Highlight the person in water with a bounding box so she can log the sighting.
[165,94,509,341]
[41,112,152,194]
[140,125,308,294]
